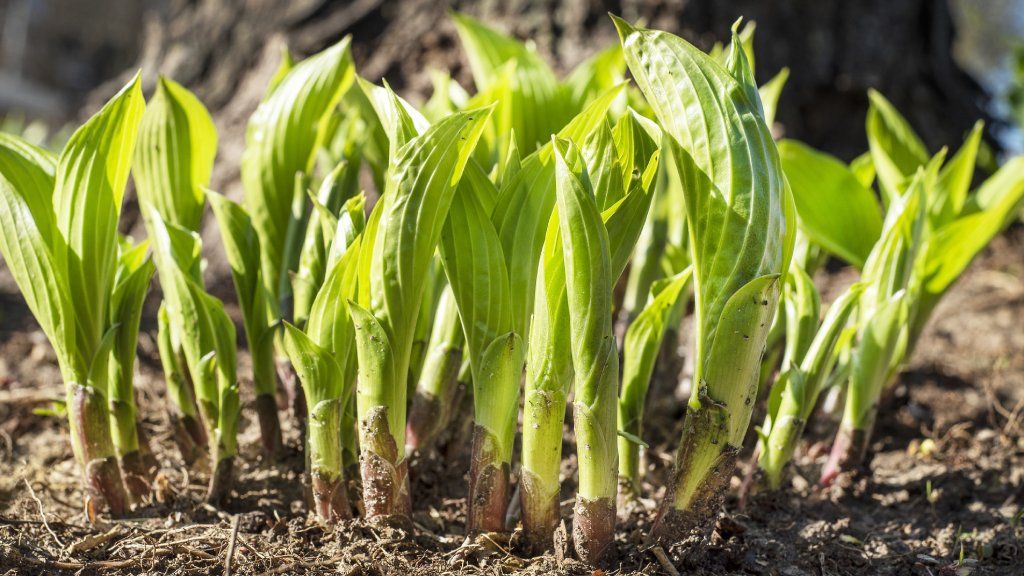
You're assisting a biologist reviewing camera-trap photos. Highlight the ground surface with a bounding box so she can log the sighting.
[1,228,1022,575]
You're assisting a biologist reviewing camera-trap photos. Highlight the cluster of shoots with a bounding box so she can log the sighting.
[0,11,1020,565]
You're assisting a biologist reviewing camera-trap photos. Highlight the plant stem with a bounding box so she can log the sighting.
[69,383,127,517]
[308,398,351,522]
[406,286,464,454]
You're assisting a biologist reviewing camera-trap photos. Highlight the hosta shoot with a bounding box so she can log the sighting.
[615,16,794,541]
[283,232,362,523]
[148,208,240,503]
[822,94,1024,481]
[757,276,862,489]
[350,91,491,518]
[0,77,145,515]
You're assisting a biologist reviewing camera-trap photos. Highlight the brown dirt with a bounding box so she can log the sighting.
[1,228,1023,575]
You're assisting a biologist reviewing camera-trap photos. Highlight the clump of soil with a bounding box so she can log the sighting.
[2,229,1022,575]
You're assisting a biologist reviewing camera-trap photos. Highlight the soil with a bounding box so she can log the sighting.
[1,227,1022,575]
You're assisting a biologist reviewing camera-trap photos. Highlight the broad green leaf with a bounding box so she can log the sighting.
[133,76,217,232]
[54,75,144,358]
[452,12,570,157]
[0,135,74,374]
[919,157,1024,309]
[564,44,626,110]
[615,16,792,384]
[242,37,354,304]
[491,85,625,336]
[779,139,883,267]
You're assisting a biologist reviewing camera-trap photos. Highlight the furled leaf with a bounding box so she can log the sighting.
[242,37,355,304]
[133,76,217,232]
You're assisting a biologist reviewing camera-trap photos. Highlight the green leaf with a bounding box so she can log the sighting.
[242,38,355,304]
[564,44,626,110]
[781,265,820,369]
[0,135,76,375]
[357,108,492,357]
[847,291,908,428]
[700,274,781,444]
[452,12,570,158]
[283,322,346,407]
[551,136,619,500]
[306,236,361,361]
[133,76,216,232]
[849,152,876,189]
[930,121,983,226]
[779,139,883,267]
[920,157,1024,302]
[795,282,863,414]
[615,16,792,395]
[758,67,789,127]
[107,240,155,406]
[53,74,145,358]
[491,85,625,337]
[866,90,929,203]
[619,267,693,416]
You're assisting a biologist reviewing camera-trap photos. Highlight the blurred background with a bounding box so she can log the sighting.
[1,0,1022,180]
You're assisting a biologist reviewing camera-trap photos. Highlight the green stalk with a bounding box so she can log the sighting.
[551,138,619,563]
[107,239,156,501]
[616,17,793,542]
[520,108,659,551]
[438,157,523,534]
[157,304,207,463]
[617,268,692,495]
[758,282,861,489]
[209,191,286,459]
[520,218,573,547]
[351,97,491,520]
[406,285,466,453]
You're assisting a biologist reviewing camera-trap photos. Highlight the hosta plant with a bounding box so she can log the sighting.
[282,231,362,523]
[615,17,794,541]
[148,207,240,503]
[350,90,491,519]
[756,272,862,489]
[242,38,355,434]
[520,113,659,552]
[0,77,145,515]
[821,93,1024,480]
